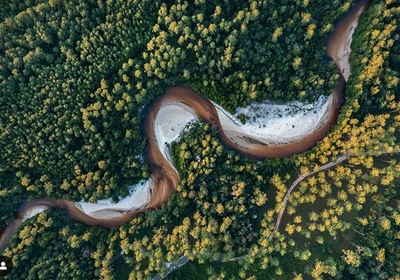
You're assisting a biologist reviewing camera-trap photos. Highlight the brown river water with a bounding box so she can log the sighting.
[0,0,370,253]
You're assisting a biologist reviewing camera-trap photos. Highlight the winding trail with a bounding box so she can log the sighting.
[269,152,350,241]
[0,0,370,255]
[225,148,400,263]
[270,149,400,241]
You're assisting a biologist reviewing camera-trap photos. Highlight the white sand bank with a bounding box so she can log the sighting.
[74,180,151,219]
[337,22,358,81]
[330,2,365,81]
[214,94,333,145]
[22,206,48,223]
[154,103,197,161]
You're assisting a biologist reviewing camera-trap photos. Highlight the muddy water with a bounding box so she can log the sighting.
[0,0,370,253]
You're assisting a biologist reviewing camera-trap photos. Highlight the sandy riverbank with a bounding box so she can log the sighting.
[75,180,151,219]
[23,206,48,222]
[327,0,367,81]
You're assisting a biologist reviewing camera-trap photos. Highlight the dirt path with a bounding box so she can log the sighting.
[268,152,350,241]
[269,149,400,241]
[225,148,400,262]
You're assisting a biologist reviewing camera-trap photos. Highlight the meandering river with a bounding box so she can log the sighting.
[0,0,370,253]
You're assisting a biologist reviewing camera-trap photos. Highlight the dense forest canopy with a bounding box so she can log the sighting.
[1,0,399,279]
[0,0,344,223]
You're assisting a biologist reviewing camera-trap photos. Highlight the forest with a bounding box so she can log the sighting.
[1,0,399,279]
